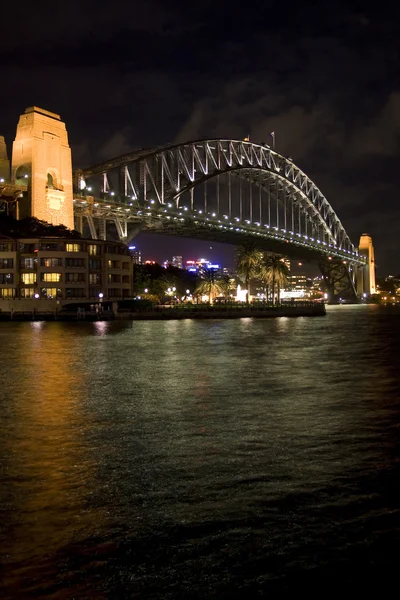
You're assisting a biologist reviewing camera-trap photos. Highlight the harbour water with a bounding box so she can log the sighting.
[1,305,400,598]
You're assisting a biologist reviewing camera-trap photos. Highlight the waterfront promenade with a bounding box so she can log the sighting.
[0,302,325,321]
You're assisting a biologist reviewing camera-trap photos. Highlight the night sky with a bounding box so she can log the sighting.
[1,1,399,274]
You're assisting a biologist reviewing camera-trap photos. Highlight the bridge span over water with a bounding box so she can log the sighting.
[1,106,375,301]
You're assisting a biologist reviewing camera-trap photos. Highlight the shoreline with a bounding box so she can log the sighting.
[0,303,326,321]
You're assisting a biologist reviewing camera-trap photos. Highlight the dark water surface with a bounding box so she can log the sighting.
[1,305,400,598]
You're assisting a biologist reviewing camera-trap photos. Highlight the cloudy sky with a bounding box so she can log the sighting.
[1,0,399,273]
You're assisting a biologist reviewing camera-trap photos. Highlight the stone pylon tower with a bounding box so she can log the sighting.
[0,136,10,182]
[357,233,376,296]
[11,106,74,229]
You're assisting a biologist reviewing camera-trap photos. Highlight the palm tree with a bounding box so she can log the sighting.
[260,254,290,304]
[236,243,263,304]
[218,275,235,304]
[194,268,223,304]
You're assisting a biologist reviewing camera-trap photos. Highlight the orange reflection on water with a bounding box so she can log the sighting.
[6,323,105,563]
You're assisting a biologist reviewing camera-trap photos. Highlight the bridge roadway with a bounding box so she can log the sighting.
[73,192,364,265]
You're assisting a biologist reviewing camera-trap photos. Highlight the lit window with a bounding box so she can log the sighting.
[88,244,100,256]
[21,273,36,284]
[41,288,61,299]
[66,243,82,252]
[0,288,15,298]
[41,258,62,267]
[20,288,35,299]
[41,273,61,282]
[21,258,35,269]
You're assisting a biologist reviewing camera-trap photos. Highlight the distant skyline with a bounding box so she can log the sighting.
[1,0,398,274]
[134,233,319,277]
[135,233,237,269]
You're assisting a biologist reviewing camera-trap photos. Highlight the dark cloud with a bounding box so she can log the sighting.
[1,0,399,272]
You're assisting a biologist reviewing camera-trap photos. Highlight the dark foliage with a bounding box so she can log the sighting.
[0,214,82,239]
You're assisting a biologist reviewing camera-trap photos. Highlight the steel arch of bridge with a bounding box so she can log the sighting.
[78,139,361,263]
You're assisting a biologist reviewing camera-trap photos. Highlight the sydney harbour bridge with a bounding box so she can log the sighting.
[1,107,375,302]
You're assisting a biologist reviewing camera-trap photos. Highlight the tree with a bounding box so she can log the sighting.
[260,253,289,304]
[236,243,263,303]
[0,214,81,238]
[218,275,235,303]
[194,267,222,304]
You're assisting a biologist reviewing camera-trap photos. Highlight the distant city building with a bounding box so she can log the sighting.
[0,237,132,310]
[281,273,310,299]
[183,258,223,277]
[185,260,197,272]
[287,273,308,293]
[172,255,183,269]
[128,245,142,264]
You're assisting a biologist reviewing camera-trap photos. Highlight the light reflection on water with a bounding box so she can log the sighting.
[1,305,400,597]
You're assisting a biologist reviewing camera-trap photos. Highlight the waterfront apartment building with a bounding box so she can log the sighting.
[0,237,132,309]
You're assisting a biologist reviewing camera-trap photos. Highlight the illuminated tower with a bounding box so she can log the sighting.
[11,106,74,229]
[0,136,10,182]
[357,234,376,296]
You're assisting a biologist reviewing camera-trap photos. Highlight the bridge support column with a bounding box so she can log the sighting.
[125,223,145,246]
[114,218,128,242]
[75,215,83,234]
[86,215,97,239]
[319,258,358,304]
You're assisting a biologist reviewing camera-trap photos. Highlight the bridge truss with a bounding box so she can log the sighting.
[74,139,365,300]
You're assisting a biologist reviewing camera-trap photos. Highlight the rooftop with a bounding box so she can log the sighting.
[25,106,61,121]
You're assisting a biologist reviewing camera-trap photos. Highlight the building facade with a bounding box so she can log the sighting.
[0,237,132,310]
[172,255,183,269]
